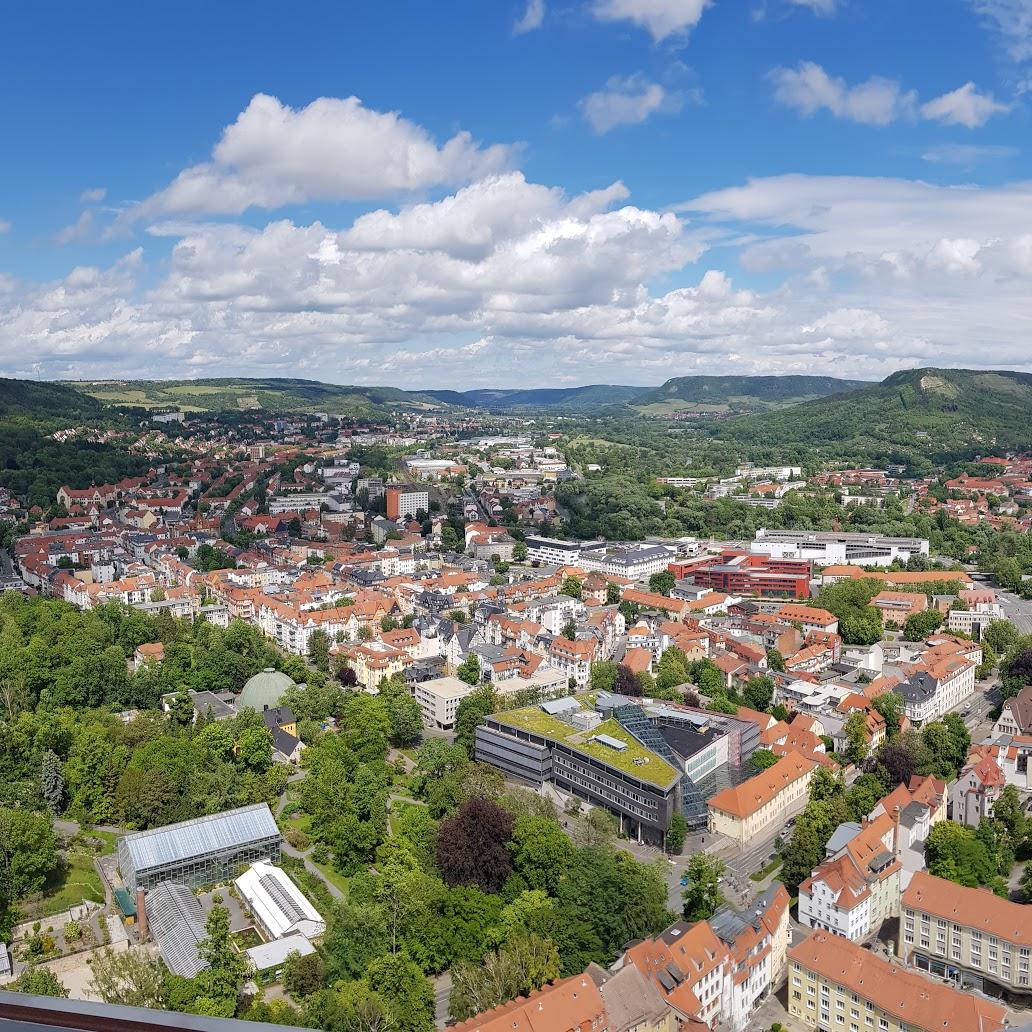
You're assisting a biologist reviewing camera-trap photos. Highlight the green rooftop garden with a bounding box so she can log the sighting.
[493,706,679,788]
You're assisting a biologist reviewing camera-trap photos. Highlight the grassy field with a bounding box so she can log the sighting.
[31,848,106,918]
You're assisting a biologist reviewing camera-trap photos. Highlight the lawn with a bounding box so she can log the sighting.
[311,859,350,897]
[32,849,105,918]
[750,858,783,882]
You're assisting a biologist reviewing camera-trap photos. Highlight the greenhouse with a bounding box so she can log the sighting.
[117,803,281,892]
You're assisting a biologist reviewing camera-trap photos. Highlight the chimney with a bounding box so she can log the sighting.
[892,805,902,856]
[136,888,148,939]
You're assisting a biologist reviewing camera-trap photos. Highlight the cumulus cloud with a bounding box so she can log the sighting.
[513,0,545,33]
[592,0,710,41]
[125,93,516,220]
[768,62,916,125]
[9,168,1032,386]
[770,63,1008,128]
[919,82,1009,127]
[579,74,683,133]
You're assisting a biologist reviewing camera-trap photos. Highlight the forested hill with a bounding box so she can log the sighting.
[713,367,1032,467]
[630,374,865,414]
[422,385,646,411]
[0,379,106,421]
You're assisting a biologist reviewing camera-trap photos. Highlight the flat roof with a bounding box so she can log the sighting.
[490,707,679,788]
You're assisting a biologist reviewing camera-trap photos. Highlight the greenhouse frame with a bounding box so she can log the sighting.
[117,803,281,892]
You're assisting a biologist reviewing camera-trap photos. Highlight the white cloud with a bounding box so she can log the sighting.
[768,62,915,125]
[11,170,1032,386]
[579,74,683,133]
[592,0,710,41]
[789,0,838,13]
[125,93,516,220]
[969,0,1032,61]
[513,0,545,33]
[921,143,1017,165]
[80,187,107,203]
[920,82,1009,127]
[0,220,10,234]
[770,63,1008,128]
[56,211,96,245]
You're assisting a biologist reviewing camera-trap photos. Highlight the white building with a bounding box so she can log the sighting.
[947,602,1004,638]
[413,675,475,730]
[751,529,929,567]
[525,535,595,566]
[235,861,326,941]
[578,544,674,581]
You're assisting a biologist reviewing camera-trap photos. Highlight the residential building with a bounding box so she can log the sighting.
[993,685,1032,737]
[449,973,609,1032]
[798,812,902,941]
[619,884,790,1032]
[707,750,818,846]
[901,871,1032,994]
[949,754,1006,827]
[548,635,596,687]
[947,601,1004,638]
[385,484,428,521]
[788,929,1006,1032]
[752,529,929,567]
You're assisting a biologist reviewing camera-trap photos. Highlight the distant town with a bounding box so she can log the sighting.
[0,401,1029,1032]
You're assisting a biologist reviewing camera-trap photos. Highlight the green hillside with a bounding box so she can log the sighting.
[425,384,646,411]
[0,379,106,422]
[714,368,1032,466]
[632,374,865,416]
[69,378,445,417]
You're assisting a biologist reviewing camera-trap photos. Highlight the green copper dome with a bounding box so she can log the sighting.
[238,668,296,712]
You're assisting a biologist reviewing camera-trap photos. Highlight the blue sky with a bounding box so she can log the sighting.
[1,0,1031,387]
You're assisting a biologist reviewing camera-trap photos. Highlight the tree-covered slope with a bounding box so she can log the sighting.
[423,384,647,411]
[0,378,107,421]
[631,374,865,415]
[713,368,1032,467]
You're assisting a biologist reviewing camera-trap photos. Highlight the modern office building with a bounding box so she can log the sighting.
[118,803,281,892]
[751,529,929,567]
[671,550,813,599]
[476,700,681,842]
[578,543,675,581]
[900,871,1031,995]
[788,930,1007,1032]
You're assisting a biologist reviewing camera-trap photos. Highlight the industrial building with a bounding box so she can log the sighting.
[235,861,325,942]
[117,803,281,892]
[751,529,929,567]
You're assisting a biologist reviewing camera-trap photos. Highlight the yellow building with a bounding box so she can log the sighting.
[788,930,1006,1032]
[707,749,817,846]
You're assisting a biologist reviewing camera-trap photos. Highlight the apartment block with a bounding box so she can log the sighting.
[789,930,1006,1032]
[900,871,1032,995]
[707,749,818,846]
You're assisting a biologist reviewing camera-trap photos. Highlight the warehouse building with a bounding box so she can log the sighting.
[117,803,281,892]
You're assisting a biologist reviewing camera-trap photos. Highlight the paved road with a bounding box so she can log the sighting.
[993,587,1032,634]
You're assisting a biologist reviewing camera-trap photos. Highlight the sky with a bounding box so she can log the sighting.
[1,0,1032,390]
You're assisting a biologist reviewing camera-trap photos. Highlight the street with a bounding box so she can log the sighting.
[995,587,1032,635]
